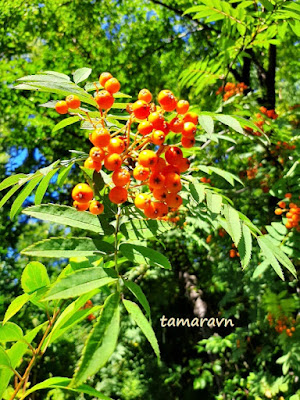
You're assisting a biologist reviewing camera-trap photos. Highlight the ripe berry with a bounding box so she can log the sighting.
[151,157,166,172]
[162,164,180,176]
[165,172,182,193]
[148,112,165,129]
[73,201,89,211]
[157,90,177,112]
[169,117,184,133]
[174,157,190,173]
[274,208,283,215]
[229,249,237,258]
[144,201,160,219]
[181,136,195,148]
[166,193,182,208]
[138,121,153,136]
[176,100,189,114]
[182,122,197,137]
[90,147,105,162]
[109,186,128,204]
[112,168,130,186]
[90,128,111,148]
[72,183,94,203]
[285,193,292,199]
[95,90,114,110]
[134,193,151,209]
[138,150,158,167]
[153,187,168,201]
[104,77,121,94]
[156,202,168,217]
[278,201,286,208]
[65,95,81,109]
[132,100,150,120]
[133,165,150,181]
[89,200,104,215]
[183,112,198,125]
[104,153,122,171]
[165,146,183,165]
[160,120,170,135]
[107,137,125,154]
[99,72,113,87]
[149,172,166,189]
[151,130,166,145]
[84,157,102,172]
[55,100,69,114]
[138,89,152,103]
[285,221,293,229]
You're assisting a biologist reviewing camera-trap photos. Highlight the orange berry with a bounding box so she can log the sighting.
[72,183,94,203]
[153,187,168,201]
[174,157,190,173]
[165,172,181,193]
[107,137,125,154]
[90,147,105,162]
[112,168,130,186]
[183,112,198,125]
[90,128,111,148]
[157,90,177,112]
[144,201,161,219]
[156,202,168,217]
[278,201,286,208]
[148,112,165,129]
[132,100,150,120]
[285,193,292,199]
[169,117,184,133]
[176,100,189,115]
[151,130,166,145]
[275,208,283,215]
[138,121,153,136]
[291,327,295,332]
[133,165,150,181]
[162,164,180,176]
[104,77,120,94]
[285,221,293,229]
[138,150,158,168]
[286,212,292,218]
[151,157,167,172]
[161,120,170,135]
[206,234,212,244]
[165,146,183,165]
[138,89,152,103]
[166,193,182,208]
[73,201,89,211]
[149,172,166,189]
[104,153,122,171]
[109,186,128,204]
[229,249,237,258]
[84,157,102,172]
[134,193,151,209]
[181,136,195,148]
[95,90,114,110]
[289,203,297,209]
[99,72,113,87]
[89,200,104,215]
[65,95,81,109]
[182,122,197,137]
[55,100,69,114]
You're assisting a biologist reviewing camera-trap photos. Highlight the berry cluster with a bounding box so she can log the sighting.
[55,95,81,114]
[245,108,279,137]
[267,313,296,336]
[216,82,247,101]
[259,106,278,120]
[229,244,240,258]
[275,141,296,151]
[275,195,300,230]
[65,73,198,219]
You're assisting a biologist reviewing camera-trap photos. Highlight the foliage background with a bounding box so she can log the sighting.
[0,0,299,399]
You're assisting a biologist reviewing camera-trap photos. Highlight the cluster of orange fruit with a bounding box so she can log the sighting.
[58,72,198,219]
[216,82,248,101]
[229,244,240,258]
[267,313,296,336]
[275,141,296,151]
[275,194,300,230]
[259,106,278,120]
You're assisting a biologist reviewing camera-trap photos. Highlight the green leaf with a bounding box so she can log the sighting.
[19,377,112,400]
[44,71,71,81]
[3,294,30,324]
[44,267,116,300]
[189,181,205,203]
[223,204,242,245]
[238,224,252,269]
[123,299,160,360]
[0,347,11,370]
[208,166,243,186]
[52,116,81,133]
[21,262,50,294]
[0,174,27,191]
[21,237,114,258]
[120,218,171,240]
[124,281,151,318]
[214,114,244,134]
[57,163,74,187]
[252,259,270,279]
[119,243,171,269]
[34,169,58,205]
[257,236,284,280]
[72,293,120,387]
[23,204,104,234]
[0,184,21,209]
[198,115,214,136]
[0,323,23,342]
[10,175,43,219]
[73,68,92,84]
[260,0,273,11]
[206,191,222,214]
